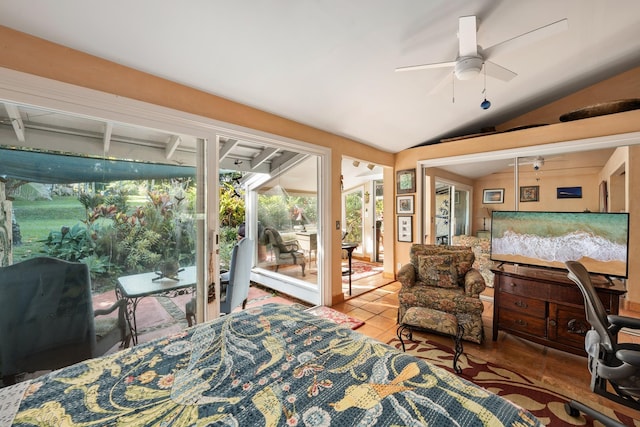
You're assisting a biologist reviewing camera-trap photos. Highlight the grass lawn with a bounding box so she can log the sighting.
[10,192,200,294]
[13,195,150,293]
[12,196,86,260]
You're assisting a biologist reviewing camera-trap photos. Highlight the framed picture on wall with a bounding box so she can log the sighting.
[396,195,414,214]
[396,169,416,194]
[557,186,582,199]
[520,185,539,202]
[397,216,413,242]
[483,188,504,204]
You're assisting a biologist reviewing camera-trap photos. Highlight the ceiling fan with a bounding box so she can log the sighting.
[508,156,563,170]
[395,15,568,84]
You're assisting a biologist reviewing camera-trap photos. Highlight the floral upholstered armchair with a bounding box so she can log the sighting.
[397,244,486,344]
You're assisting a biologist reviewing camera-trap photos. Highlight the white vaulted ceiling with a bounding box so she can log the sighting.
[0,0,638,155]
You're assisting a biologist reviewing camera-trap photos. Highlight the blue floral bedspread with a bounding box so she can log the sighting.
[11,303,541,426]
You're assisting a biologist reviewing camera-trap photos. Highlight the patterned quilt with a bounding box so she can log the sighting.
[9,304,541,426]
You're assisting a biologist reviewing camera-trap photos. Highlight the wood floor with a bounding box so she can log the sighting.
[331,282,640,422]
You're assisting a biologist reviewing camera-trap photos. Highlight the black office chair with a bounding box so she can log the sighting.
[565,260,640,410]
[564,400,627,427]
[0,257,130,385]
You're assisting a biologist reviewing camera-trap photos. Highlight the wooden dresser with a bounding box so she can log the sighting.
[492,265,626,356]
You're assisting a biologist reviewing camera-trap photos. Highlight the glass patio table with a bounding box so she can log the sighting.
[116,266,196,345]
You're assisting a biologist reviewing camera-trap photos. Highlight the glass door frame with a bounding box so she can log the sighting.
[245,152,329,306]
[0,67,333,315]
[433,177,473,245]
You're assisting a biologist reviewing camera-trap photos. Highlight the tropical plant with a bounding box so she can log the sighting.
[43,223,95,262]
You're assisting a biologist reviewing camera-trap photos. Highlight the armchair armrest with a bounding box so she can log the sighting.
[397,263,416,287]
[463,268,486,297]
[94,299,126,317]
[94,299,130,347]
[282,239,301,251]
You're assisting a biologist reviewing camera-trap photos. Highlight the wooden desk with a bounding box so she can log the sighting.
[116,266,196,344]
[296,232,317,266]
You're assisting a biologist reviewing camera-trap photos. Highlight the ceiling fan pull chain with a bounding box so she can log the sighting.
[480,65,491,110]
[452,72,455,104]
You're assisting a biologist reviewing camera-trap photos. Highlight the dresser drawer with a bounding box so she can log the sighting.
[549,303,589,348]
[498,292,546,319]
[499,309,547,337]
[498,276,550,300]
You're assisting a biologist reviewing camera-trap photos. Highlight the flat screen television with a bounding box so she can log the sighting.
[490,211,629,279]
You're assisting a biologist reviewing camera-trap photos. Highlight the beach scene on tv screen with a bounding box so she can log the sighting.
[491,211,628,277]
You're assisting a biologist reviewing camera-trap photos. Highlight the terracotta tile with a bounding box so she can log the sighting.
[365,315,398,332]
[360,301,393,315]
[379,307,399,320]
[355,292,382,302]
[345,307,376,321]
[343,297,368,308]
[356,323,387,340]
[379,293,399,305]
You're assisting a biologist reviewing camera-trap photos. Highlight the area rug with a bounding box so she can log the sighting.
[305,305,365,329]
[341,261,383,284]
[386,337,637,426]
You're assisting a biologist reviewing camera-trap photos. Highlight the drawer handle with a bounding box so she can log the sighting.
[514,300,528,309]
[509,282,517,288]
[515,319,527,326]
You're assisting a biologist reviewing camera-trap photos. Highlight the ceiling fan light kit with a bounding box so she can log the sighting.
[454,56,483,80]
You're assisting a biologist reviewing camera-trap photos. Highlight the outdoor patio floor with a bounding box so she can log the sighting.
[96,260,390,353]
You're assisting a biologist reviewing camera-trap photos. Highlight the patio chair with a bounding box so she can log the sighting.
[0,256,130,385]
[186,237,253,325]
[263,227,306,276]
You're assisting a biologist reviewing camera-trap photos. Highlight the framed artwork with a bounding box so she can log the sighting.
[483,188,504,204]
[520,185,539,202]
[397,216,413,242]
[557,186,582,199]
[396,169,416,194]
[396,195,414,214]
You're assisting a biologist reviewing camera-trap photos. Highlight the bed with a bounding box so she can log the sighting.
[3,303,541,426]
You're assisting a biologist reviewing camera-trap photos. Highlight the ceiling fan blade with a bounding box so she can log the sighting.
[484,61,517,82]
[483,18,568,58]
[427,71,455,96]
[458,15,478,57]
[395,61,456,72]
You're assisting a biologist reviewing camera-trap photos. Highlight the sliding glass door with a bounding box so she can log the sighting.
[434,179,471,244]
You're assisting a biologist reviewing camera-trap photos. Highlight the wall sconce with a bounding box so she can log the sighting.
[352,160,360,167]
[367,163,375,170]
[364,191,370,204]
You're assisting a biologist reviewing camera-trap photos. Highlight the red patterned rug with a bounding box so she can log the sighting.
[386,336,637,426]
[305,305,365,329]
[341,261,383,284]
